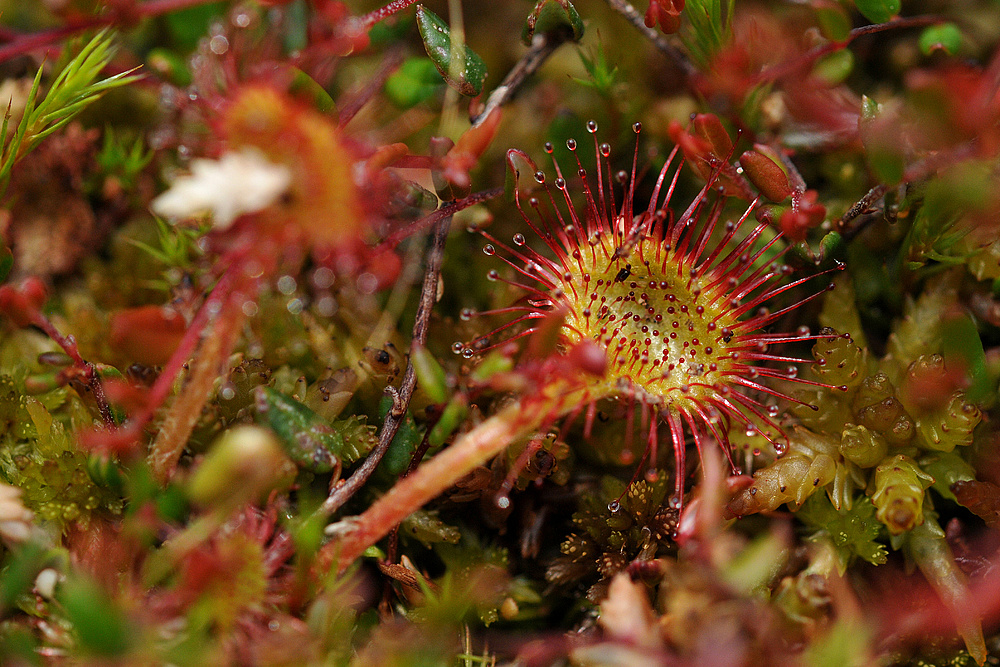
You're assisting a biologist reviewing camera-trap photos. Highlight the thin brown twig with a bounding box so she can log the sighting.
[600,0,697,81]
[317,216,452,517]
[471,33,565,127]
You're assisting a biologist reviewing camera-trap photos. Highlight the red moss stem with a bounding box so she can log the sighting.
[148,290,245,484]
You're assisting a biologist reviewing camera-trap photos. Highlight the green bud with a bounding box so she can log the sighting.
[870,454,933,535]
[839,424,888,468]
[812,329,866,389]
[188,426,296,509]
[916,393,980,452]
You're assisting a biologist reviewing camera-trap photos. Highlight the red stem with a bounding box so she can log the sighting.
[756,15,945,84]
[360,0,421,29]
[0,0,220,63]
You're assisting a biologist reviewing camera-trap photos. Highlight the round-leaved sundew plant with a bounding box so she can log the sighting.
[318,121,843,575]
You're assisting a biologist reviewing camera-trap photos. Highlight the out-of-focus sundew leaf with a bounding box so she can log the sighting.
[814,4,851,42]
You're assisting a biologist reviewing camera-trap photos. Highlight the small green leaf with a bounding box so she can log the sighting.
[853,0,899,24]
[798,493,888,569]
[385,57,443,109]
[574,42,619,98]
[861,94,880,121]
[374,394,424,479]
[941,314,991,403]
[146,48,191,87]
[416,6,488,96]
[860,97,905,185]
[919,23,962,56]
[814,4,851,42]
[288,67,337,114]
[59,576,133,657]
[0,242,12,283]
[522,0,585,46]
[411,344,449,404]
[164,2,228,50]
[919,452,976,503]
[470,349,515,381]
[813,49,854,85]
[0,542,47,613]
[427,396,468,448]
[255,387,377,471]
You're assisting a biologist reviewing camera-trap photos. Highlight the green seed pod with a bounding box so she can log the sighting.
[916,393,980,452]
[811,328,866,390]
[852,373,914,445]
[839,423,888,468]
[727,454,836,516]
[254,386,377,473]
[870,454,933,535]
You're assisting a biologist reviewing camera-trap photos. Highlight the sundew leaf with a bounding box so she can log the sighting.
[416,6,488,96]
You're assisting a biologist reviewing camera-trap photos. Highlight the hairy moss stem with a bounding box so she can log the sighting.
[148,293,245,484]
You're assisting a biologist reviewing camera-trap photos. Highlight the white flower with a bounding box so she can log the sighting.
[0,483,34,546]
[151,147,292,229]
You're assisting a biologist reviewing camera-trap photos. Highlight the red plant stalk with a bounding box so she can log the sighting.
[318,123,843,576]
[148,289,246,483]
[318,386,586,575]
